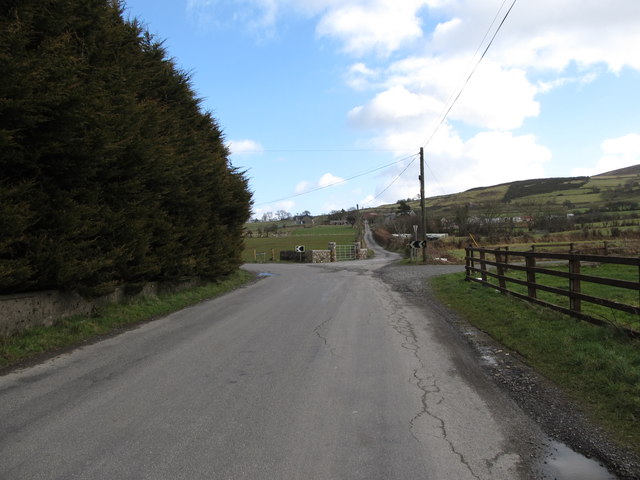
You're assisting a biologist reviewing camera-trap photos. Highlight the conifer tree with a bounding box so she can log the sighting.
[0,0,252,294]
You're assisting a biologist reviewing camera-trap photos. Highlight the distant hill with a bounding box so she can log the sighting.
[369,164,640,222]
[595,164,640,177]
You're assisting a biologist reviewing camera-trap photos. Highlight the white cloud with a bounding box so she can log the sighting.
[227,139,263,155]
[318,172,345,187]
[425,0,640,72]
[366,128,552,205]
[344,62,380,90]
[348,55,539,136]
[275,200,295,211]
[197,0,640,208]
[190,1,640,73]
[536,73,597,94]
[572,134,640,176]
[294,173,345,198]
[252,200,296,219]
[348,85,442,130]
[316,0,429,57]
[295,180,311,194]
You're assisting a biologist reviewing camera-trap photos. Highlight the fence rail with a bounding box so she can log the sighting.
[465,246,640,335]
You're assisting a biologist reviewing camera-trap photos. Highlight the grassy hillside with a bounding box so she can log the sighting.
[370,165,640,239]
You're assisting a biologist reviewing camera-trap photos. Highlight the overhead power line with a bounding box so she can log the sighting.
[254,153,419,207]
[252,0,519,210]
[416,0,518,197]
[362,155,419,206]
[421,0,519,150]
[234,148,411,153]
[366,0,518,205]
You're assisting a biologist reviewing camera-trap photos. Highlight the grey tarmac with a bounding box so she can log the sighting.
[0,229,561,480]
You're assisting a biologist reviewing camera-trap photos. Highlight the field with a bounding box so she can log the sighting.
[473,262,639,330]
[242,225,358,262]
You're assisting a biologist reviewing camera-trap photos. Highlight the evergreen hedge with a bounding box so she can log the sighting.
[0,0,252,295]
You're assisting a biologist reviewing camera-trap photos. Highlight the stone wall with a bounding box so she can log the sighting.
[310,250,331,263]
[0,279,199,336]
[0,290,94,335]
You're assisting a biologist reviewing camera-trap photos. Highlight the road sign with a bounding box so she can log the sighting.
[295,245,305,253]
[410,240,427,249]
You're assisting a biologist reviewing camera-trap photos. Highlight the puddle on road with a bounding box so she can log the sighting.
[257,272,278,277]
[538,441,617,480]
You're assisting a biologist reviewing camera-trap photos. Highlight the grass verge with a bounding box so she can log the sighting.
[0,269,254,369]
[430,272,640,454]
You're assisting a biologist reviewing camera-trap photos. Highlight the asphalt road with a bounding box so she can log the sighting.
[0,233,545,479]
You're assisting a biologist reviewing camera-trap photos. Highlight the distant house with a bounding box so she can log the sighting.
[299,215,315,227]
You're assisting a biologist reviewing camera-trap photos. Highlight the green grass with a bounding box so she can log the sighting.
[480,263,639,329]
[431,272,640,453]
[243,225,357,262]
[0,270,254,369]
[291,225,356,236]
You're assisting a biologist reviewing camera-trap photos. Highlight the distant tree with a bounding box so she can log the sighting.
[396,200,412,216]
[327,209,346,221]
[477,201,501,235]
[275,210,291,221]
[454,205,470,236]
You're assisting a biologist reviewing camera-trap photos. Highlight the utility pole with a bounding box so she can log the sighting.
[419,147,427,264]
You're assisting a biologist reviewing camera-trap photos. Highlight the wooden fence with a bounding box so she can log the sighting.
[465,246,640,335]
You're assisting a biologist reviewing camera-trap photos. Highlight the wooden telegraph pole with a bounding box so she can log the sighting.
[419,147,427,264]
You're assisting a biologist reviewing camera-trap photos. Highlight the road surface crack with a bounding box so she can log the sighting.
[386,292,480,480]
[313,316,342,358]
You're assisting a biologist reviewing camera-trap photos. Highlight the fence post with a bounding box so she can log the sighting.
[469,245,476,272]
[496,248,506,290]
[526,255,537,299]
[504,246,509,271]
[465,247,471,280]
[569,255,581,313]
[479,250,487,284]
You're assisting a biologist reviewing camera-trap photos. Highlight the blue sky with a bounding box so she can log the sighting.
[124,0,640,219]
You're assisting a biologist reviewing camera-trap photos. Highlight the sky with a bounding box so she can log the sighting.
[124,0,640,219]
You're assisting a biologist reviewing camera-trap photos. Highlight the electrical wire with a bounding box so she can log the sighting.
[421,0,518,150]
[233,148,410,153]
[362,155,419,206]
[254,153,419,207]
[253,0,519,210]
[417,0,518,196]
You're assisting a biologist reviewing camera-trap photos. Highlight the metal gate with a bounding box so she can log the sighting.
[335,244,356,261]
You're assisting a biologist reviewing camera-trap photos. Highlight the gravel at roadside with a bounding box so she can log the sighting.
[376,262,640,480]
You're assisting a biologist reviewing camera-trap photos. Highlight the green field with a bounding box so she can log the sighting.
[478,263,640,330]
[243,225,358,262]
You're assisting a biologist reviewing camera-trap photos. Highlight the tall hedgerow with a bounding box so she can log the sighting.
[0,0,252,295]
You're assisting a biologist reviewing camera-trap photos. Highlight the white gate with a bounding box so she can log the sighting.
[335,244,356,261]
